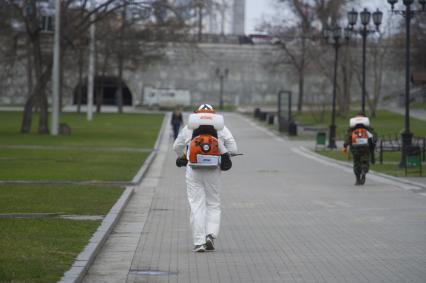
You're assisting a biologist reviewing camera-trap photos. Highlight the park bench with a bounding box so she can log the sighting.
[377,135,425,165]
[377,134,402,164]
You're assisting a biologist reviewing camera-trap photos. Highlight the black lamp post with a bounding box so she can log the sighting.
[387,0,425,164]
[323,25,351,149]
[215,68,228,110]
[347,7,383,114]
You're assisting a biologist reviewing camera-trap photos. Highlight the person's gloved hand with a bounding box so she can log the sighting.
[176,156,188,167]
[220,152,232,171]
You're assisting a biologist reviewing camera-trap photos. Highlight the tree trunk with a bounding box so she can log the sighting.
[97,51,110,113]
[26,38,33,100]
[35,65,51,135]
[297,70,304,113]
[22,38,34,133]
[116,55,124,113]
[38,86,49,134]
[339,47,352,115]
[36,64,52,134]
[21,95,35,133]
[297,35,306,113]
[77,49,84,113]
[22,29,42,133]
[341,65,351,114]
[22,20,53,135]
[21,64,52,133]
[116,81,123,113]
[59,47,64,112]
[116,7,126,114]
[96,77,103,113]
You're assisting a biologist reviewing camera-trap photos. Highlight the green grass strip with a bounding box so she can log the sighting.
[0,149,149,181]
[0,112,164,282]
[293,110,426,139]
[0,185,123,215]
[0,112,163,181]
[0,112,164,148]
[0,219,100,283]
[316,150,425,177]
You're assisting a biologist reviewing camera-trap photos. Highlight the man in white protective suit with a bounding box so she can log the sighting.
[173,104,237,252]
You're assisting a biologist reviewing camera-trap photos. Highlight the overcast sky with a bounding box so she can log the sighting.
[245,0,274,34]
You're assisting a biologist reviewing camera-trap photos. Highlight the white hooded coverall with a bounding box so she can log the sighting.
[173,125,237,245]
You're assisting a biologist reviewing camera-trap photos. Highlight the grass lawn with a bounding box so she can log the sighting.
[293,110,426,140]
[0,185,123,215]
[316,149,424,177]
[0,185,123,283]
[0,111,164,282]
[0,112,163,181]
[0,148,149,181]
[412,101,426,109]
[0,219,100,283]
[0,112,163,147]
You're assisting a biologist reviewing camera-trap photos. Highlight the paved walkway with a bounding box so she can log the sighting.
[83,113,426,283]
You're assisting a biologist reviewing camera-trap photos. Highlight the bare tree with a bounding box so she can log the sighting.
[412,13,426,72]
[0,4,22,101]
[1,0,191,133]
[4,0,132,134]
[111,0,190,113]
[261,0,348,113]
[367,31,392,117]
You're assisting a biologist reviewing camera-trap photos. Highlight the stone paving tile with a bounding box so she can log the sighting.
[84,113,426,283]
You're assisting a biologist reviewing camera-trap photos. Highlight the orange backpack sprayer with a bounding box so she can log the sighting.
[349,116,371,147]
[186,113,225,168]
[351,128,369,146]
[188,128,221,167]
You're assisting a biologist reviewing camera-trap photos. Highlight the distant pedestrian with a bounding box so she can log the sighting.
[343,113,377,185]
[171,107,183,140]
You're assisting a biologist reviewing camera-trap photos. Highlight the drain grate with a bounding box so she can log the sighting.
[129,270,177,276]
[257,169,280,173]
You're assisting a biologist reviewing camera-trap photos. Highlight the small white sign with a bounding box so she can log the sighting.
[196,155,219,166]
[354,138,368,145]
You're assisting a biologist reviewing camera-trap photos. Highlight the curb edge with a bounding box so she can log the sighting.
[58,112,170,283]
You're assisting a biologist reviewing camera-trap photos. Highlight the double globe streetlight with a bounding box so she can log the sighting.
[322,26,351,149]
[347,8,383,114]
[387,0,425,163]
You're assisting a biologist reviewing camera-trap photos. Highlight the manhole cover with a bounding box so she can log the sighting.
[151,208,170,211]
[257,169,280,173]
[129,270,177,276]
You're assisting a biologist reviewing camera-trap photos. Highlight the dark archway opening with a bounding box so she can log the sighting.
[73,76,132,106]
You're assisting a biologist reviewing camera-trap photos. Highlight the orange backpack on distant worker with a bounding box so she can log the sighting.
[351,128,369,146]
